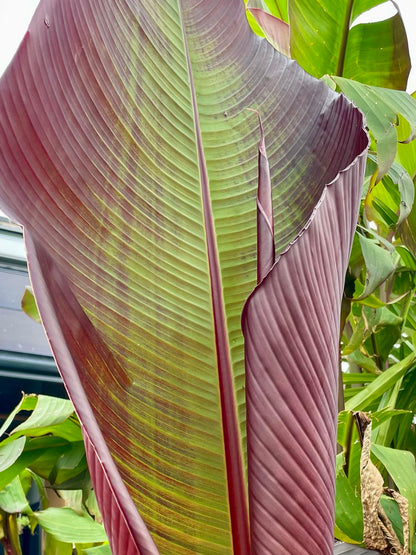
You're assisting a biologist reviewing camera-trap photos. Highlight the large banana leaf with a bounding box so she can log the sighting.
[289,0,410,89]
[0,0,368,552]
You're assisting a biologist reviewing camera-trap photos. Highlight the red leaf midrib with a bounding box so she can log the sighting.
[178,6,250,554]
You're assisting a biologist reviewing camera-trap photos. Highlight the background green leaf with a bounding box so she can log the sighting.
[0,436,26,474]
[0,475,31,514]
[35,507,108,544]
[355,234,396,300]
[333,77,416,180]
[372,444,416,547]
[345,352,416,410]
[335,464,364,544]
[21,286,41,324]
[289,0,410,88]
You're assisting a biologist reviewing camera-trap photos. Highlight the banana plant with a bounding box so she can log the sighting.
[0,0,368,553]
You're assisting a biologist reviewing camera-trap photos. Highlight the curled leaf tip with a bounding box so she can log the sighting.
[249,109,275,283]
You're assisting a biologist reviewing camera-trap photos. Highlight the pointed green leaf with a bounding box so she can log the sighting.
[342,373,378,384]
[380,496,407,551]
[21,286,42,324]
[12,396,78,437]
[0,395,38,438]
[4,395,82,444]
[342,316,367,355]
[396,93,416,179]
[335,466,363,544]
[355,234,396,299]
[396,245,416,271]
[0,475,31,514]
[346,350,379,373]
[365,156,414,227]
[346,352,416,410]
[333,77,416,180]
[35,508,108,544]
[0,437,26,474]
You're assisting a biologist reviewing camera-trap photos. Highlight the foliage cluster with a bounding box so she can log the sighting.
[0,0,415,554]
[0,393,109,554]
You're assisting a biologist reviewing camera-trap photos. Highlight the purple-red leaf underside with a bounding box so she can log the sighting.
[243,100,367,553]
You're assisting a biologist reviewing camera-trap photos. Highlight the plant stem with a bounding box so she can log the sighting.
[336,0,354,76]
[342,411,355,476]
[370,331,381,370]
[400,285,416,333]
[3,514,22,555]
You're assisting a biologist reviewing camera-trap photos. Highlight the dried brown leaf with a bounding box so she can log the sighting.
[356,412,406,554]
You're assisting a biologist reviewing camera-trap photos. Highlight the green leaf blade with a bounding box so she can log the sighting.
[12,395,77,436]
[344,15,411,90]
[35,507,108,544]
[0,436,26,474]
[335,466,364,544]
[289,0,410,88]
[355,234,396,300]
[372,444,416,547]
[333,77,416,180]
[345,353,416,410]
